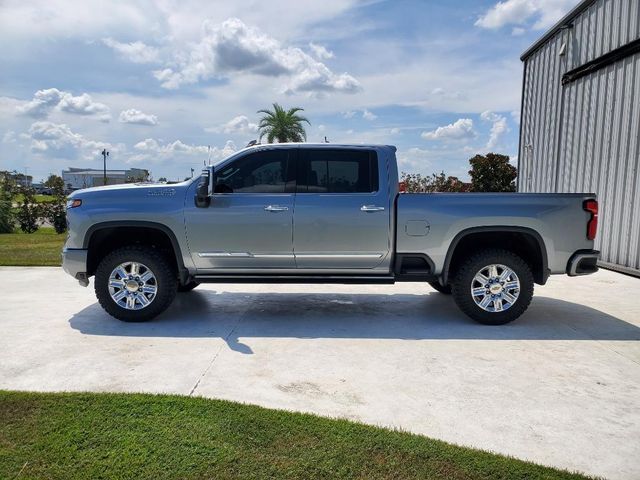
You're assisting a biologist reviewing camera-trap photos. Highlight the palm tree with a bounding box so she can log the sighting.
[257,103,310,143]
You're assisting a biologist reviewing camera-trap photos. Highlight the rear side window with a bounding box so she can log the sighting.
[213,149,294,193]
[298,149,378,193]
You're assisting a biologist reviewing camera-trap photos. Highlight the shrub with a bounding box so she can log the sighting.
[43,200,67,234]
[16,187,41,233]
[0,198,13,233]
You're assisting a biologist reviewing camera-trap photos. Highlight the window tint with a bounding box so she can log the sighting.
[298,149,378,193]
[214,149,292,193]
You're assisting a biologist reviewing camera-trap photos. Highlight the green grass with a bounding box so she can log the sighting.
[12,194,57,203]
[0,227,64,266]
[0,391,591,480]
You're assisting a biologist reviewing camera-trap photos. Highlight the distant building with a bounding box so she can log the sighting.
[5,172,33,187]
[62,167,149,190]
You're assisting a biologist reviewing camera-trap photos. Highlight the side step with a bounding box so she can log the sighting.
[194,275,396,285]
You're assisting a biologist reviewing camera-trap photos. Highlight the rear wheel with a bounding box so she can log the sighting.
[451,248,533,325]
[95,246,177,322]
[428,281,452,295]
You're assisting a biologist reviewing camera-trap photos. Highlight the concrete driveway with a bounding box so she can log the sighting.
[1,266,639,479]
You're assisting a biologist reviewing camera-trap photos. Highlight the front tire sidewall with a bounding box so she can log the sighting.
[452,249,534,325]
[95,247,177,322]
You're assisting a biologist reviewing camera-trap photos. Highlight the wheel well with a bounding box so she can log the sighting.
[86,226,180,278]
[444,230,547,285]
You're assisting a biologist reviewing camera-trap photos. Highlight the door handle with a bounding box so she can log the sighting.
[264,205,289,212]
[360,205,385,212]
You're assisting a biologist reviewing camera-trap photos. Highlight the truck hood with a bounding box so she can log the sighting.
[69,181,192,198]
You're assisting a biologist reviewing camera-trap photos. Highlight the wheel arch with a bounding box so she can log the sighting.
[83,221,188,283]
[442,226,549,286]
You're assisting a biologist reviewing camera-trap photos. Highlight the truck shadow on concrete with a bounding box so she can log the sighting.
[68,289,640,354]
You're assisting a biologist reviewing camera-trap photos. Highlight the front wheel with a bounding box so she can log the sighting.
[95,246,177,322]
[451,248,533,325]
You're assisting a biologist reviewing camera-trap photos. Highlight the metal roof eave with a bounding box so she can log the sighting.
[520,0,598,61]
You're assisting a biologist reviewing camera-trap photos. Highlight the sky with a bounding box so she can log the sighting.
[0,0,578,182]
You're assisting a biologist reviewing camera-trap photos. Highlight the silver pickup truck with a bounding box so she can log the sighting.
[62,143,600,325]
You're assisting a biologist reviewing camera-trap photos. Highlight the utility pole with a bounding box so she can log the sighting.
[101,149,109,186]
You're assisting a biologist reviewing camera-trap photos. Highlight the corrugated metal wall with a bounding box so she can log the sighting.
[519,0,640,274]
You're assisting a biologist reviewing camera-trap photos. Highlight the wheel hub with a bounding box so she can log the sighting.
[125,280,140,293]
[108,261,158,310]
[471,263,520,313]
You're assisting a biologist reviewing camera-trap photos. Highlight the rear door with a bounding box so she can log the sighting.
[293,148,391,270]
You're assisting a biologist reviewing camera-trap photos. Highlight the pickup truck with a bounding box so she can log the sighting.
[62,143,600,325]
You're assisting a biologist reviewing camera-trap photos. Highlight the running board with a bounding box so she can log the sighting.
[194,275,396,284]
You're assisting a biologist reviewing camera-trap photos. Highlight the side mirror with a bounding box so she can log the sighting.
[194,168,212,208]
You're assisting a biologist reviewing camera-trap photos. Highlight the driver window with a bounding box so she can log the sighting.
[214,149,292,193]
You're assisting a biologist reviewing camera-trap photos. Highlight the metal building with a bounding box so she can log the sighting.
[518,0,640,276]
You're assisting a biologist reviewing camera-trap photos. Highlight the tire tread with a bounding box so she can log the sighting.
[94,245,177,322]
[451,248,534,325]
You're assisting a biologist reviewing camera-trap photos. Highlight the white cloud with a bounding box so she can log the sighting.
[58,93,110,119]
[510,110,520,125]
[421,118,476,142]
[151,18,361,95]
[0,0,362,43]
[362,109,377,121]
[342,109,377,120]
[18,88,110,121]
[119,108,159,126]
[480,110,508,148]
[475,0,576,31]
[27,121,119,158]
[134,138,237,159]
[102,38,160,64]
[207,115,258,135]
[511,27,526,36]
[397,147,433,172]
[309,42,334,60]
[2,130,17,143]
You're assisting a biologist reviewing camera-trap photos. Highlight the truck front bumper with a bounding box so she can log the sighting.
[62,248,89,286]
[567,249,600,276]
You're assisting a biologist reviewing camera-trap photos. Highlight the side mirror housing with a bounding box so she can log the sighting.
[194,168,212,208]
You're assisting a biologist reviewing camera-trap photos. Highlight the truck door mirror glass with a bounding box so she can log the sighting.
[194,168,212,208]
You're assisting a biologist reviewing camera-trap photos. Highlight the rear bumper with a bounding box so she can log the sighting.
[62,248,89,286]
[567,250,600,276]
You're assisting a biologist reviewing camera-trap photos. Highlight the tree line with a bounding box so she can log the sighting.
[401,153,517,193]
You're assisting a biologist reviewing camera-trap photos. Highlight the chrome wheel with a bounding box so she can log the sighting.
[108,261,158,310]
[471,263,520,313]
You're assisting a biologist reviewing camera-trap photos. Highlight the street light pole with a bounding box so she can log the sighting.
[101,149,109,186]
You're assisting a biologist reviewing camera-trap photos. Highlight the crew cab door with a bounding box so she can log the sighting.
[293,148,391,270]
[185,148,296,270]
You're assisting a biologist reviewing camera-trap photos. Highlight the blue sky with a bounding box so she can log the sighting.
[0,0,577,182]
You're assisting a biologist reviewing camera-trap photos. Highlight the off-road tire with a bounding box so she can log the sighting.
[451,248,534,325]
[95,246,177,322]
[178,281,200,293]
[428,281,452,295]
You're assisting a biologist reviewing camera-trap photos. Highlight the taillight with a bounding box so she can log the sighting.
[583,199,598,240]
[399,181,406,193]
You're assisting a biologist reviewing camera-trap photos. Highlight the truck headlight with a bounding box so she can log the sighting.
[67,199,82,209]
